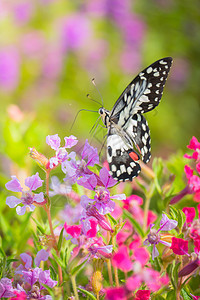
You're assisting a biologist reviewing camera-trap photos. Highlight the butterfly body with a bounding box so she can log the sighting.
[99,57,173,182]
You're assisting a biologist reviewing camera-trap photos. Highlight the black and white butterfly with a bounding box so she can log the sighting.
[98,57,173,182]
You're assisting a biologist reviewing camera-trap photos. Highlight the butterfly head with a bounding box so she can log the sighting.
[98,107,111,128]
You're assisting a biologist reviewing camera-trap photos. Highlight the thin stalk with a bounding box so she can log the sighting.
[143,183,155,232]
[112,235,119,287]
[71,275,79,300]
[106,224,113,285]
[44,170,63,286]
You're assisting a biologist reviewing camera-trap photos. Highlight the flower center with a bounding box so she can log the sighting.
[21,192,34,205]
[147,229,160,244]
[95,187,109,203]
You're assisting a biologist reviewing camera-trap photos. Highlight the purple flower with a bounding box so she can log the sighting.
[61,14,91,51]
[16,249,49,275]
[62,139,99,184]
[0,278,16,298]
[144,214,178,260]
[39,270,57,288]
[81,205,113,232]
[80,167,125,215]
[0,47,20,91]
[13,1,33,24]
[88,240,113,259]
[49,176,72,196]
[6,173,44,215]
[46,134,78,169]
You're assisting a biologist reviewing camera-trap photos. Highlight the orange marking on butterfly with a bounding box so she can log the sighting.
[129,151,139,161]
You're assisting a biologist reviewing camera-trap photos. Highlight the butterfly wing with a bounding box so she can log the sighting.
[110,57,173,127]
[124,114,151,163]
[107,126,141,181]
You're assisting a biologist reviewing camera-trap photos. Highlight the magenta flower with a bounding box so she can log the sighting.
[46,134,78,169]
[0,278,16,298]
[135,290,151,300]
[6,173,44,215]
[112,245,132,272]
[182,207,196,224]
[179,240,200,277]
[170,237,189,255]
[105,286,127,300]
[144,214,178,260]
[184,136,200,173]
[62,139,99,184]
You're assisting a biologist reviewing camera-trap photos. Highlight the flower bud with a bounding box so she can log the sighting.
[91,270,103,296]
[29,147,49,169]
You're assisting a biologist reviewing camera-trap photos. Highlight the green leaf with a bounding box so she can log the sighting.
[31,217,45,234]
[71,259,87,276]
[57,228,64,251]
[152,158,163,194]
[181,288,193,300]
[172,262,181,288]
[169,205,178,220]
[51,250,65,269]
[77,287,97,300]
[123,210,145,237]
[177,210,186,231]
[49,265,57,281]
[107,213,117,226]
[166,290,176,300]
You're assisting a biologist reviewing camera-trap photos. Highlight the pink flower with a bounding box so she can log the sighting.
[64,223,82,239]
[183,207,196,223]
[0,48,20,91]
[105,286,127,300]
[112,245,132,272]
[135,290,150,300]
[170,237,189,255]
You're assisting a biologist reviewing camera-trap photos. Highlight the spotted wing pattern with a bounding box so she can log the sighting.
[110,57,173,128]
[124,113,151,163]
[107,132,141,181]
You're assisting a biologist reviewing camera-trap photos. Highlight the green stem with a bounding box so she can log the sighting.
[71,275,79,300]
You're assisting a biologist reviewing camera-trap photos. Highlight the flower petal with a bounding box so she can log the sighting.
[25,173,43,191]
[6,196,22,208]
[20,253,32,269]
[33,192,45,203]
[99,167,117,188]
[5,176,23,192]
[16,205,26,215]
[46,134,61,150]
[64,135,78,148]
[35,249,49,267]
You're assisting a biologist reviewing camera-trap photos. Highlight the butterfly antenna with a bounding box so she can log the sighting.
[87,94,102,107]
[92,78,104,106]
[70,108,98,131]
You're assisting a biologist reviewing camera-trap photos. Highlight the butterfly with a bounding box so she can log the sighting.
[98,57,173,182]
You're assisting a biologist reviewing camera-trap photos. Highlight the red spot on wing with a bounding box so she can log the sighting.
[129,151,139,161]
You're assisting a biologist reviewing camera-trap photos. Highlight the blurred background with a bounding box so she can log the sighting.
[0,0,200,172]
